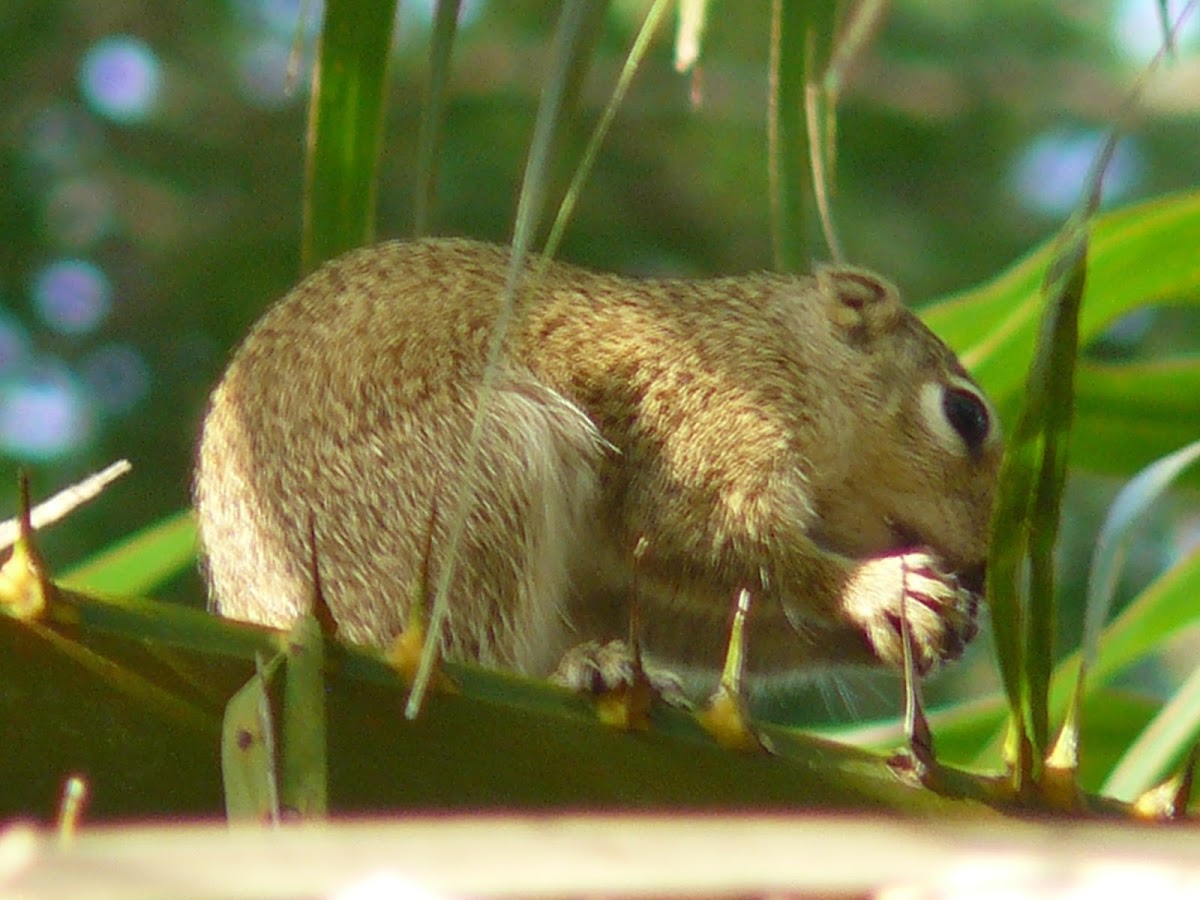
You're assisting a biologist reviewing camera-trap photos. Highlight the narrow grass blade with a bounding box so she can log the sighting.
[302,0,398,272]
[409,0,610,718]
[987,131,1113,785]
[1025,213,1089,756]
[1080,440,1200,694]
[1157,0,1178,58]
[768,1,835,271]
[813,0,891,263]
[967,546,1200,771]
[510,0,608,255]
[544,0,672,259]
[1104,662,1200,801]
[412,0,461,236]
[57,509,197,597]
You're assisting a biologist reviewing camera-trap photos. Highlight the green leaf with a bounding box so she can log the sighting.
[222,652,284,821]
[544,0,673,259]
[966,546,1200,771]
[983,201,1089,780]
[767,0,836,270]
[510,0,609,254]
[823,688,1162,793]
[412,0,610,717]
[412,0,461,236]
[1072,359,1200,482]
[898,190,1200,784]
[4,590,994,819]
[279,613,329,818]
[980,126,1117,786]
[57,509,197,597]
[1078,440,1200,696]
[302,0,399,272]
[1103,663,1200,801]
[1157,0,1177,59]
[1049,439,1200,782]
[1067,546,1200,706]
[923,189,1200,431]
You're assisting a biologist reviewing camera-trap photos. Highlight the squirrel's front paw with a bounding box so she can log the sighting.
[550,639,689,707]
[841,550,981,675]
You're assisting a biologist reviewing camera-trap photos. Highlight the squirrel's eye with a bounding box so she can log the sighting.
[942,386,990,453]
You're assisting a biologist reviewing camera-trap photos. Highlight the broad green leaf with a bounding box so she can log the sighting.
[902,190,1200,783]
[1072,359,1200,481]
[923,189,1200,419]
[1064,546,1200,704]
[57,509,197,597]
[1028,214,1090,758]
[1051,440,1200,784]
[302,0,399,272]
[11,615,216,736]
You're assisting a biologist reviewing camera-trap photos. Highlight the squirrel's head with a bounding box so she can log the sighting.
[801,267,1003,581]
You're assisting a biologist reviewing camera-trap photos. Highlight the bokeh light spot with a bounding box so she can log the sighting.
[81,343,150,415]
[0,363,92,461]
[1010,129,1140,217]
[79,35,162,124]
[32,259,113,336]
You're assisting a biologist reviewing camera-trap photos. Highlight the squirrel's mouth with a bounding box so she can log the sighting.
[957,563,986,596]
[884,517,922,550]
[885,517,986,596]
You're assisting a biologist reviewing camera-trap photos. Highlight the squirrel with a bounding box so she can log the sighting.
[194,238,1002,693]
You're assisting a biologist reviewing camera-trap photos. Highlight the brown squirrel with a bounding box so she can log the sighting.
[194,239,1002,691]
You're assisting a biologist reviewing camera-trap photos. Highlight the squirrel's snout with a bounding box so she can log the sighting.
[958,562,986,597]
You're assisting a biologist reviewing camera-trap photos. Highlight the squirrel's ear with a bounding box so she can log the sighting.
[816,266,903,341]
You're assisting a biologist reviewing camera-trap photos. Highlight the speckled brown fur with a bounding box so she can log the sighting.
[195,239,1002,687]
